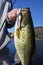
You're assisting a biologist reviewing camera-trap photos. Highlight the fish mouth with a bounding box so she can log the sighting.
[15,13,21,38]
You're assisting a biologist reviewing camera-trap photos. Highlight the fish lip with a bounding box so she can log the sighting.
[15,13,21,29]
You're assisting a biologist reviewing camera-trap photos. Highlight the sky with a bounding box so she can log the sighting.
[8,0,43,32]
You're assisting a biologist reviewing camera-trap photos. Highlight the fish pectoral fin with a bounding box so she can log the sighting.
[16,29,20,38]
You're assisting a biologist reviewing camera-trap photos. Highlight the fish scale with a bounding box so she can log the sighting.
[14,8,35,65]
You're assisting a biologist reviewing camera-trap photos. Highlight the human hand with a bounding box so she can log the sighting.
[7,9,20,21]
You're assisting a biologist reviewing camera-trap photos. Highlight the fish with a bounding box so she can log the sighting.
[14,8,35,65]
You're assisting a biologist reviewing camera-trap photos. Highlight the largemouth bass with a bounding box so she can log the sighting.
[14,8,35,65]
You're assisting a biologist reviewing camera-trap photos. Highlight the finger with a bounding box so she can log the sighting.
[11,15,17,20]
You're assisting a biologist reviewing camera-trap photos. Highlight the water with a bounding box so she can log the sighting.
[7,38,16,56]
[7,39,43,65]
[31,40,43,65]
[7,38,16,63]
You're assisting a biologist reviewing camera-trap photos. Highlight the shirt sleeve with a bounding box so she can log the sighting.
[6,0,15,28]
[8,0,13,12]
[6,17,15,28]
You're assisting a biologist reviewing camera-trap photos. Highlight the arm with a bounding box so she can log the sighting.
[6,9,18,28]
[6,9,20,28]
[6,16,15,28]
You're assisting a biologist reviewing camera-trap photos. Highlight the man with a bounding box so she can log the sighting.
[0,0,19,65]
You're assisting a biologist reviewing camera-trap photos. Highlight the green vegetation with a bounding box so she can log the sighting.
[34,26,43,40]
